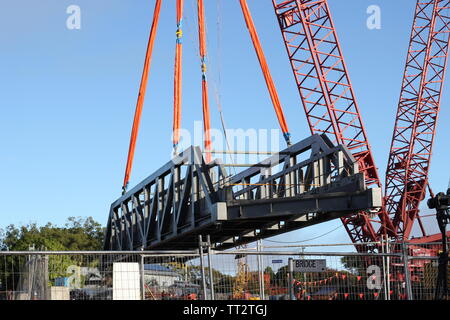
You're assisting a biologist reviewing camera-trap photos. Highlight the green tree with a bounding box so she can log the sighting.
[0,216,104,251]
[0,217,105,291]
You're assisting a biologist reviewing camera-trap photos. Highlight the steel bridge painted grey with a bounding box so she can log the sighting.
[104,134,382,251]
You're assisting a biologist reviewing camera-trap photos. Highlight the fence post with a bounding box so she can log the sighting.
[402,241,413,300]
[288,258,294,300]
[198,235,208,300]
[43,255,49,300]
[386,237,391,301]
[140,254,145,301]
[206,235,215,300]
[381,236,388,300]
[257,240,265,300]
[300,247,307,290]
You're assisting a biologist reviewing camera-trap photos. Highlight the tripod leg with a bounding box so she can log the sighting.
[435,209,448,300]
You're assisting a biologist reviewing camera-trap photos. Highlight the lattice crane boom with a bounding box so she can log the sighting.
[272,0,395,246]
[385,0,450,240]
[273,0,450,247]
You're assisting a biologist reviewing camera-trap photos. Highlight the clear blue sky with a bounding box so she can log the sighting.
[0,0,449,245]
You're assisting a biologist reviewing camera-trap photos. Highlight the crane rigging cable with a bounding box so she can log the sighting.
[211,0,238,174]
[122,0,162,193]
[239,0,292,145]
[197,0,212,163]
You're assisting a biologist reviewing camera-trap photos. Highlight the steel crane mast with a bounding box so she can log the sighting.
[385,0,450,239]
[272,0,395,246]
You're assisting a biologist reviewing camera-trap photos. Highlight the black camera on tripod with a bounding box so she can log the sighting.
[427,188,450,211]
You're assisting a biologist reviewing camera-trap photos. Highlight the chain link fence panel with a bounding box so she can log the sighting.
[0,242,445,300]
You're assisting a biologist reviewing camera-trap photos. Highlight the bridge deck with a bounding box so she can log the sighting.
[104,134,382,251]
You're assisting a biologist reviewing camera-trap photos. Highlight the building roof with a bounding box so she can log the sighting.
[144,264,179,276]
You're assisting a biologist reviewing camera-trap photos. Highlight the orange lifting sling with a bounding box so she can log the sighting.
[173,0,184,152]
[122,0,162,193]
[198,0,212,163]
[239,0,291,145]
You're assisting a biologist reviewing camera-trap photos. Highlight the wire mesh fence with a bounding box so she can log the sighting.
[208,250,407,300]
[0,242,445,300]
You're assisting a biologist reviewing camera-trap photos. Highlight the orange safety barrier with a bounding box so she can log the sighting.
[239,0,291,144]
[123,0,162,193]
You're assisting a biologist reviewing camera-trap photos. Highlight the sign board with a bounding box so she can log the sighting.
[272,259,283,264]
[292,259,326,272]
[113,262,141,300]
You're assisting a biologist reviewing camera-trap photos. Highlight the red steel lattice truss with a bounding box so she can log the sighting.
[385,0,450,239]
[272,0,395,246]
[273,0,450,247]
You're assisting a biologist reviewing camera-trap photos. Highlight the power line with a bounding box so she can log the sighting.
[263,224,344,244]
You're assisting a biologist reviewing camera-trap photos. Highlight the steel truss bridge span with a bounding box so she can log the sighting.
[104,135,382,251]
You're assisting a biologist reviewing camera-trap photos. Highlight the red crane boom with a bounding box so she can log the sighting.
[385,0,450,239]
[272,0,395,246]
[273,0,450,247]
